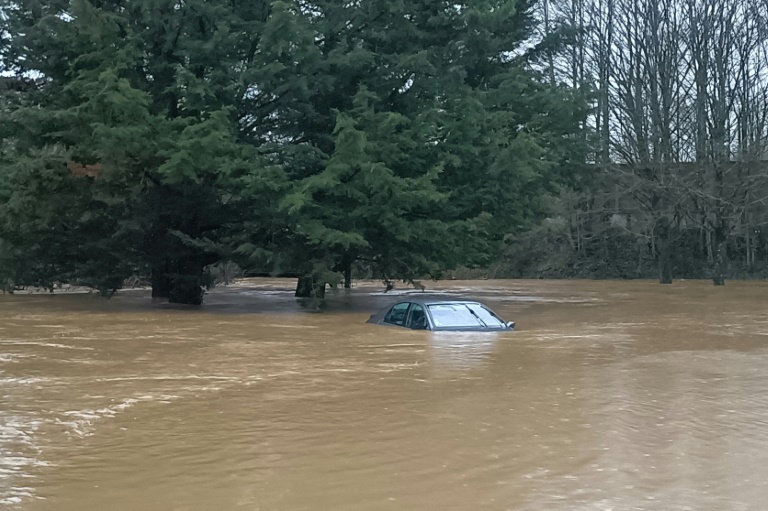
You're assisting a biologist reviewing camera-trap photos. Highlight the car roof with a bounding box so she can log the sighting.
[390,298,483,307]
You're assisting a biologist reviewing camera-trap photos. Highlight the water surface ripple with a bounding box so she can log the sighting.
[1,279,768,510]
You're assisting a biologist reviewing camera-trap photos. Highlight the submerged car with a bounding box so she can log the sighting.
[367,299,515,331]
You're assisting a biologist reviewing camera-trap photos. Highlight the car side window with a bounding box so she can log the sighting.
[384,302,411,326]
[406,304,426,329]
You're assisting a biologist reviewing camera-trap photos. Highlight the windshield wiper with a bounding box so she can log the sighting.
[464,305,488,328]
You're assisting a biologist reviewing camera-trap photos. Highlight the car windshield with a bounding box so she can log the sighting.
[427,303,507,329]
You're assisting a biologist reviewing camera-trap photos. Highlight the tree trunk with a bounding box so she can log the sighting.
[168,276,205,304]
[295,276,312,297]
[712,236,726,286]
[745,195,754,271]
[656,217,673,284]
[333,255,354,289]
[168,257,205,305]
[151,261,170,299]
[152,259,205,304]
[657,237,673,284]
[295,275,326,299]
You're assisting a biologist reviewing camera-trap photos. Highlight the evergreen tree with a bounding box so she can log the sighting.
[254,0,588,294]
[0,0,588,302]
[0,0,275,303]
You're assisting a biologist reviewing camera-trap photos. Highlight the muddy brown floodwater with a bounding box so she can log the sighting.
[2,279,768,510]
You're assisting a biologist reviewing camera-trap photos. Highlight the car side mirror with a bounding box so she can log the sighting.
[506,321,515,330]
[412,316,428,330]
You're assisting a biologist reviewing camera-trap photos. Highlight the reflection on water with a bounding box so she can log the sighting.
[2,279,768,510]
[428,332,502,374]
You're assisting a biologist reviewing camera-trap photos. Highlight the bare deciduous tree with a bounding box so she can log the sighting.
[543,0,768,284]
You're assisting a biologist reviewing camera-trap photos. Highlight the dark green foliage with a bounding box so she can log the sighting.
[253,0,588,287]
[1,0,588,300]
[1,0,274,303]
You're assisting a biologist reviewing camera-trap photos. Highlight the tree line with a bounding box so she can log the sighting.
[0,0,586,303]
[3,0,765,303]
[515,0,768,284]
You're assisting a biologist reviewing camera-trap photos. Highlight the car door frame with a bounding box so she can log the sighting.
[405,302,430,330]
[383,302,412,327]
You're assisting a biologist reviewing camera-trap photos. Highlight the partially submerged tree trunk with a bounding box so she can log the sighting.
[712,230,726,286]
[168,275,205,304]
[295,275,326,299]
[333,255,354,289]
[658,243,673,284]
[151,263,170,299]
[151,248,216,305]
[655,216,673,284]
[150,223,172,299]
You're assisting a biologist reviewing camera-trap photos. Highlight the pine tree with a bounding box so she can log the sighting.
[0,0,275,303]
[0,0,588,302]
[259,0,588,293]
